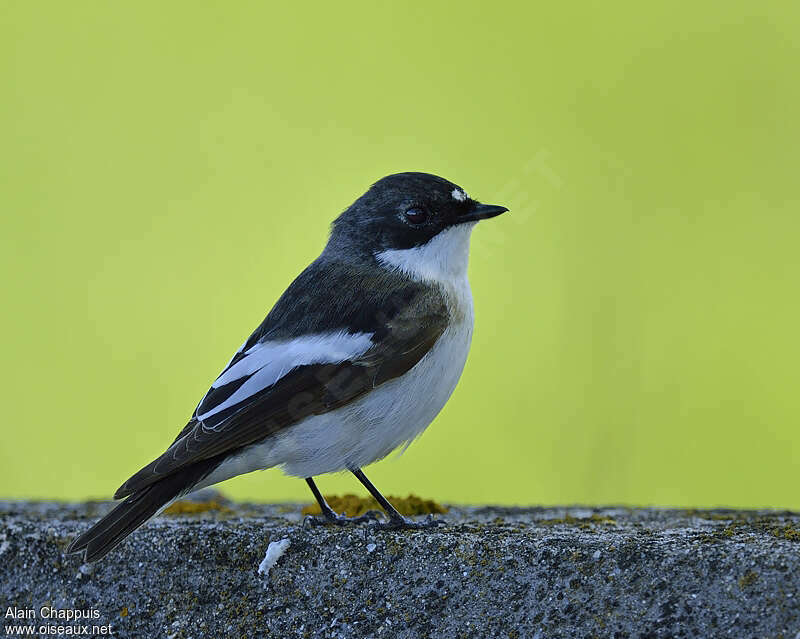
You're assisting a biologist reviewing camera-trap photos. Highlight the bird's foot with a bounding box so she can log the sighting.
[303,509,383,528]
[372,513,446,530]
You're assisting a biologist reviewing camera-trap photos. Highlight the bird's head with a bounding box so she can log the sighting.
[325,172,508,279]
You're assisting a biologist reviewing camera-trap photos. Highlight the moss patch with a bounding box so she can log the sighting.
[772,525,800,541]
[693,515,800,545]
[738,571,758,588]
[301,494,448,517]
[162,500,233,516]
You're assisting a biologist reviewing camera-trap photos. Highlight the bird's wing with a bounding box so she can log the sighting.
[115,270,448,499]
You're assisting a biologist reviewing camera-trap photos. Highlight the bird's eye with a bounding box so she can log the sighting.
[403,208,429,224]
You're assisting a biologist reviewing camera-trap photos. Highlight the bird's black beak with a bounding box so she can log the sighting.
[458,202,509,223]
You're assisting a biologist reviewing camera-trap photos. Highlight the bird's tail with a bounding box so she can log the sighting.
[67,478,185,563]
[67,447,226,562]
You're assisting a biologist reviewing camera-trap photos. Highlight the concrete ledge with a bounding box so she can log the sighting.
[2,500,799,638]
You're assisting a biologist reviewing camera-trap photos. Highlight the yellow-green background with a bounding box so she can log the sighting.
[2,1,798,508]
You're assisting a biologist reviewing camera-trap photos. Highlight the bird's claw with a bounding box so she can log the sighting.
[303,509,383,528]
[372,513,446,530]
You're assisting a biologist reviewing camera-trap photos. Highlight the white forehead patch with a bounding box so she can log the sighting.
[451,188,468,202]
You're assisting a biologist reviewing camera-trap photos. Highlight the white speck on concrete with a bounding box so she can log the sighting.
[258,538,291,576]
[592,550,601,560]
[366,543,377,553]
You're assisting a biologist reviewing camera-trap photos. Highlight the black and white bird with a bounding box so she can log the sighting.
[68,172,508,562]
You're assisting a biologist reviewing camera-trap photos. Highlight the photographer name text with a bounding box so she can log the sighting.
[5,607,112,636]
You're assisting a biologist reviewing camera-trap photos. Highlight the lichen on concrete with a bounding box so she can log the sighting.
[2,500,799,638]
[300,493,448,517]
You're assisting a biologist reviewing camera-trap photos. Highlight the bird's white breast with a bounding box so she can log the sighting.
[273,294,473,477]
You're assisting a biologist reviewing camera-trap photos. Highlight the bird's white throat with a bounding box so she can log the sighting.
[375,222,476,283]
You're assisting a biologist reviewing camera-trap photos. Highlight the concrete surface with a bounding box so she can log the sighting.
[2,500,800,638]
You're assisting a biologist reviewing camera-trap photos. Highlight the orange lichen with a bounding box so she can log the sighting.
[162,500,233,515]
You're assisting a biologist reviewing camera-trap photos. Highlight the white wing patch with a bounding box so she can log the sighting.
[451,188,468,202]
[196,331,374,421]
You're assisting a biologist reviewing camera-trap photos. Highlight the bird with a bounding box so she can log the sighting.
[67,172,508,562]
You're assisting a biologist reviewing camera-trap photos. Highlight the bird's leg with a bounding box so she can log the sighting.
[350,468,446,530]
[303,477,381,526]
